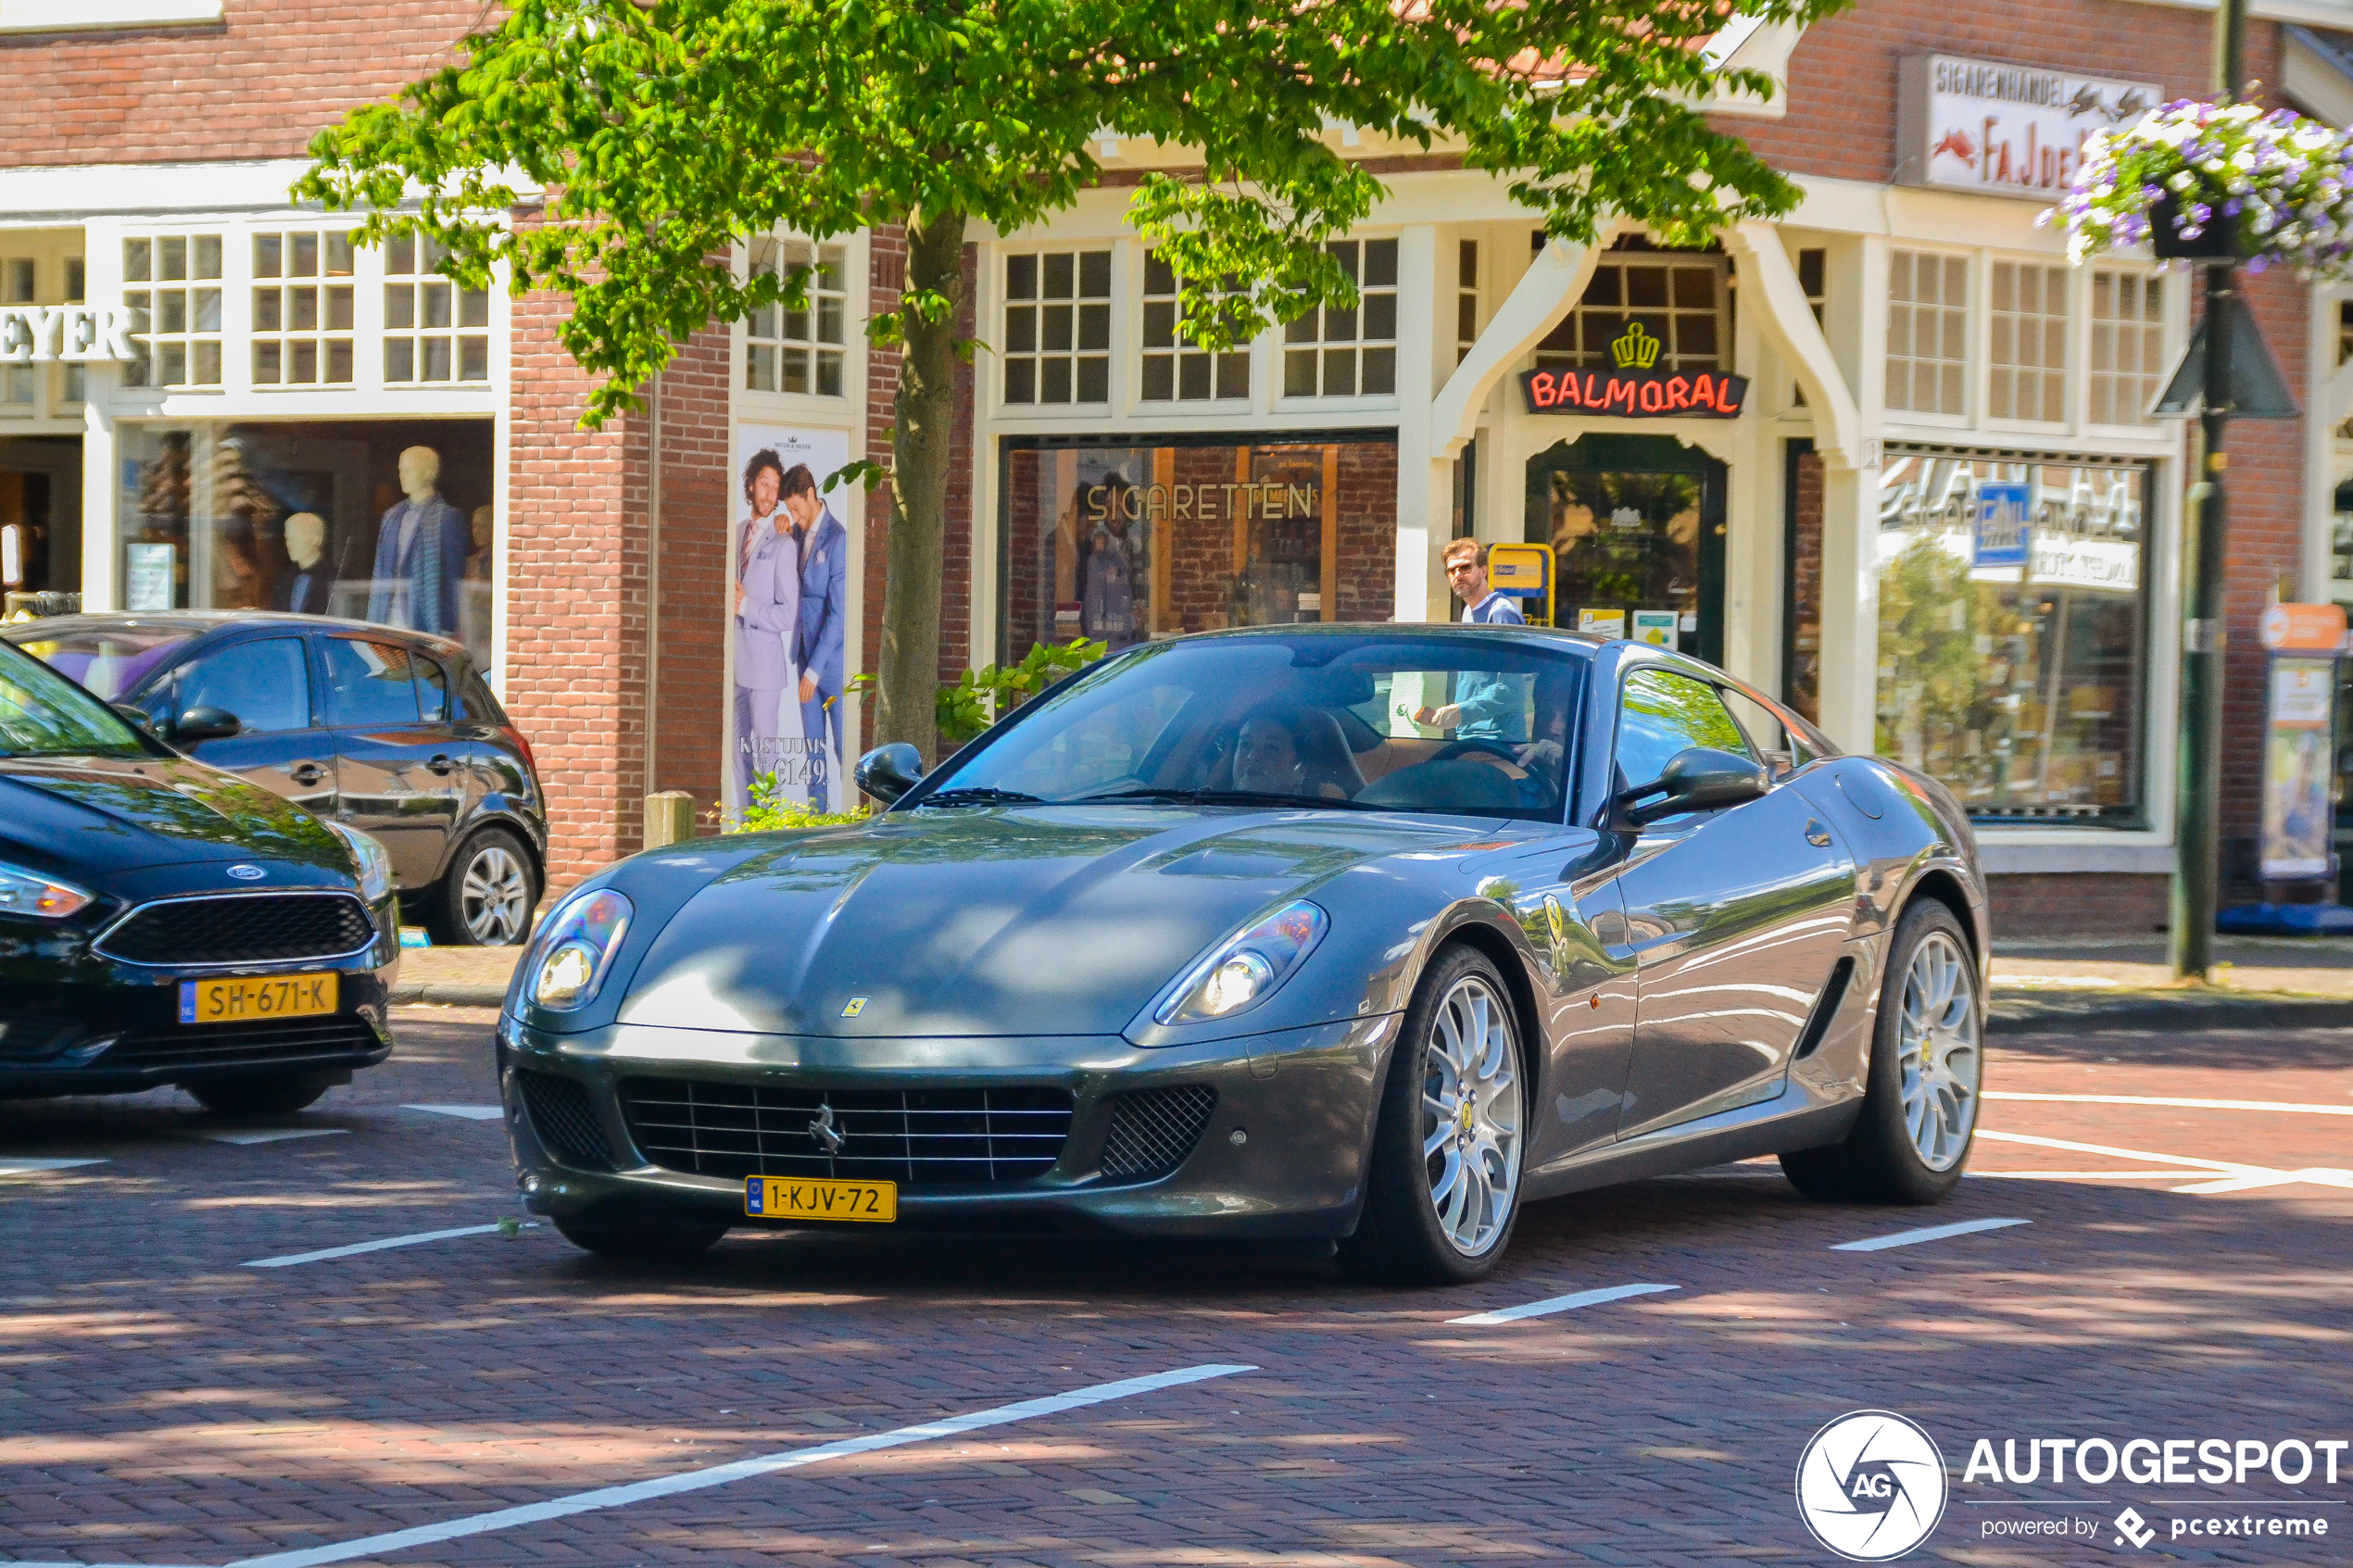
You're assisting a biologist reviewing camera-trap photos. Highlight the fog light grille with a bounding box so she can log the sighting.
[518,1071,612,1171]
[1100,1085,1217,1181]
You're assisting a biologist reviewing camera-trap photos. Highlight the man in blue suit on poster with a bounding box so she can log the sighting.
[781,463,849,800]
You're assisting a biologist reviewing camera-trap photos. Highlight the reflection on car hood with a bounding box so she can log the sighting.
[0,753,346,881]
[618,804,1491,1037]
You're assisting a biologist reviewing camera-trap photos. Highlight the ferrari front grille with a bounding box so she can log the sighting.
[517,1071,614,1172]
[617,1078,1073,1186]
[1099,1085,1218,1181]
[96,894,375,967]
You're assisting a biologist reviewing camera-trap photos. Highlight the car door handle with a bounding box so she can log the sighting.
[1805,818,1832,847]
[426,754,455,775]
[289,762,325,785]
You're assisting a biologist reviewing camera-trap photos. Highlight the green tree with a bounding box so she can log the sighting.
[298,0,1844,758]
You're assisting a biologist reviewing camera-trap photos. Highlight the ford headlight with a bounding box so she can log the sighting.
[523,887,633,1011]
[0,858,93,920]
[322,822,392,904]
[1156,899,1327,1025]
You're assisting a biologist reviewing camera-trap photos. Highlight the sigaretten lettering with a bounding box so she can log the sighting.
[1962,1436,2349,1486]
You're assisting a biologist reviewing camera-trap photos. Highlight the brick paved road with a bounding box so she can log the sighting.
[2,1008,2346,1567]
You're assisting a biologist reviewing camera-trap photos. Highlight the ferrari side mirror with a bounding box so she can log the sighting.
[1617,746,1768,828]
[854,743,925,805]
[169,706,243,746]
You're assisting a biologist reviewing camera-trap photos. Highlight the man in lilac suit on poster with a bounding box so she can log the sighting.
[781,463,848,800]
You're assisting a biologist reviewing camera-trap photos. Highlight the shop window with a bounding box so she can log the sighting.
[1139,252,1247,403]
[1875,448,2149,825]
[0,258,31,411]
[122,234,224,388]
[384,234,491,384]
[252,231,356,387]
[745,236,849,396]
[59,257,84,408]
[1456,240,1480,366]
[1989,261,2067,422]
[1792,247,1826,406]
[2089,270,2165,427]
[1536,253,1726,376]
[1283,238,1397,398]
[1885,250,1967,417]
[1002,249,1111,406]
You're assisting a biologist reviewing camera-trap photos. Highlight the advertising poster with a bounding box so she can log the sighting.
[727,424,852,820]
[2259,656,2337,881]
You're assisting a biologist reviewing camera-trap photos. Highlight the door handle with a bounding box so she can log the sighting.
[1804,818,1832,848]
[289,762,325,785]
[426,754,455,776]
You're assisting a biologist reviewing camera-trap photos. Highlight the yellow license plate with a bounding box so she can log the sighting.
[178,972,339,1025]
[745,1175,898,1223]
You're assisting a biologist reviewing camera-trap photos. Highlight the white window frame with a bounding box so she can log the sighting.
[247,227,359,390]
[120,230,226,392]
[1137,248,1250,407]
[381,232,493,387]
[997,245,1114,412]
[1277,233,1400,406]
[740,234,854,401]
[1882,245,1972,426]
[2085,266,2170,432]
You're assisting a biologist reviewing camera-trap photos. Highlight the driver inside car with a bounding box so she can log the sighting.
[1227,704,1366,800]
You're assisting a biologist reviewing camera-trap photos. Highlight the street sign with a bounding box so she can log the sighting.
[1971,482,2032,568]
[2259,601,2347,653]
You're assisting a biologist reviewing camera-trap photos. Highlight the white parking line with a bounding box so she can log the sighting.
[402,1103,504,1121]
[0,1157,105,1176]
[1977,1129,2353,1196]
[1831,1217,2030,1252]
[244,1223,510,1269]
[195,1128,349,1146]
[1448,1282,1680,1325]
[1986,1091,2353,1116]
[223,1363,1254,1568]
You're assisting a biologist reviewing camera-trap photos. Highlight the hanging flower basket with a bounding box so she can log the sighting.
[2048,99,2353,280]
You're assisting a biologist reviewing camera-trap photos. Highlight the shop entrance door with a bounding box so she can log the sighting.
[1525,434,1725,662]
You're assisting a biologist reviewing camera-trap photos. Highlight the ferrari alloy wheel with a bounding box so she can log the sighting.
[1421,973,1523,1256]
[433,828,539,947]
[1895,929,1981,1172]
[1780,899,1982,1206]
[1344,945,1527,1285]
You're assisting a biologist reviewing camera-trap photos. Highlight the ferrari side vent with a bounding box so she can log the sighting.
[1100,1085,1217,1181]
[518,1071,614,1171]
[1793,958,1855,1061]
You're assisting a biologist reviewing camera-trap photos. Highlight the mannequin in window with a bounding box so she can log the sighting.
[459,505,496,656]
[365,445,466,633]
[271,511,333,615]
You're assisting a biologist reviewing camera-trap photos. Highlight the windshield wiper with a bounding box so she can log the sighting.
[913,785,1045,809]
[1078,787,1386,812]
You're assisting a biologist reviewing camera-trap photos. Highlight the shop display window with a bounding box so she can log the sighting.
[122,234,224,388]
[1529,434,1723,664]
[745,237,849,397]
[252,230,357,387]
[117,419,497,665]
[1885,249,1967,417]
[384,234,491,384]
[2089,270,2166,426]
[1874,448,2149,824]
[1281,239,1396,398]
[1001,438,1397,658]
[1001,249,1111,406]
[1139,253,1247,403]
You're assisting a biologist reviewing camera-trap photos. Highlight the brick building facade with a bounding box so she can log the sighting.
[8,0,2353,938]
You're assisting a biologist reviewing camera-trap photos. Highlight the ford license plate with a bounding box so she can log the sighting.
[179,972,338,1024]
[745,1175,898,1223]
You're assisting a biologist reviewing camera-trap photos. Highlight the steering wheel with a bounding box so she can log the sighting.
[1430,737,1528,773]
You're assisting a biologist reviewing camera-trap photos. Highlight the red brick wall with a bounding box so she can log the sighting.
[648,324,733,811]
[0,0,478,166]
[1988,872,2168,937]
[858,227,904,755]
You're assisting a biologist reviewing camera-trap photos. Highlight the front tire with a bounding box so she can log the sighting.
[1780,900,1983,1205]
[429,827,539,947]
[1342,946,1527,1286]
[552,1202,731,1263]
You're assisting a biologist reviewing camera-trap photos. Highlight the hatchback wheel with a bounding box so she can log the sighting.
[432,828,539,947]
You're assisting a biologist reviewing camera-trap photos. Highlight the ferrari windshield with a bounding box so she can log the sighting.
[921,631,1588,822]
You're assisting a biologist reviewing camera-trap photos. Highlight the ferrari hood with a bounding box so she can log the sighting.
[616,805,1490,1037]
[0,753,346,883]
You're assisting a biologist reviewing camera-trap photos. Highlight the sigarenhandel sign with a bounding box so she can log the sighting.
[1897,53,2162,201]
[1519,324,1749,419]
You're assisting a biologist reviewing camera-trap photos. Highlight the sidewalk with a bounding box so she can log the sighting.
[391,935,2353,1030]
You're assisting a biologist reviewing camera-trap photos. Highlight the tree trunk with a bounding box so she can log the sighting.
[875,208,966,762]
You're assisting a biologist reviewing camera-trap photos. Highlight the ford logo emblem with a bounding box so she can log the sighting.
[226,864,266,882]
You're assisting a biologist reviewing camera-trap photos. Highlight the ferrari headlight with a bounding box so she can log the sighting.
[1157,899,1327,1025]
[523,887,633,1011]
[0,859,93,920]
[322,821,392,904]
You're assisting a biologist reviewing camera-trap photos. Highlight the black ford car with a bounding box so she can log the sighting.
[0,637,401,1114]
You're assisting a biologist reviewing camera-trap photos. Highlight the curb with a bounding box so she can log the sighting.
[391,984,510,1009]
[1991,992,2353,1035]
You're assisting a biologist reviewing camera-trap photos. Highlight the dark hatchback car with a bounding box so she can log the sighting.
[0,636,401,1114]
[6,613,547,946]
